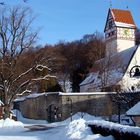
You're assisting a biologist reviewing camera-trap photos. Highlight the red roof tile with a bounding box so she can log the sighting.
[111,9,136,26]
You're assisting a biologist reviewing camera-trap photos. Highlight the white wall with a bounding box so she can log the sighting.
[120,45,140,90]
[106,39,117,56]
[117,39,135,52]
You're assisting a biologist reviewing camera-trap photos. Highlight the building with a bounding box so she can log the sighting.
[15,8,140,122]
[126,101,140,126]
[105,8,136,56]
[80,8,140,92]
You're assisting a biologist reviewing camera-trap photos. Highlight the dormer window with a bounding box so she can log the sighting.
[109,20,113,29]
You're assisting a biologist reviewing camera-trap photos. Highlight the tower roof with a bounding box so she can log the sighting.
[104,8,136,31]
[111,8,136,28]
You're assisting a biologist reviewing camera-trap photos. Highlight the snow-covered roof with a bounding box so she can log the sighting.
[80,72,98,86]
[26,93,45,99]
[14,93,46,102]
[126,101,140,116]
[80,46,138,88]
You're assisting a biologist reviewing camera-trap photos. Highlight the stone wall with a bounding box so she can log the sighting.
[16,92,140,122]
[60,93,116,120]
[19,95,47,120]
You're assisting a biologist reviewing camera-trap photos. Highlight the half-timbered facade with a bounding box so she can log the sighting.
[105,9,136,56]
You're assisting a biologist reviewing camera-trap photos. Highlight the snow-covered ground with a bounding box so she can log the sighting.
[0,111,114,140]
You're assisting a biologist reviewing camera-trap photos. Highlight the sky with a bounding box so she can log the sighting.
[4,0,140,45]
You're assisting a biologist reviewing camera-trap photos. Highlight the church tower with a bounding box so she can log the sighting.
[104,9,136,56]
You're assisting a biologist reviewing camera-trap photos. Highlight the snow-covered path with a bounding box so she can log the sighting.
[0,112,114,140]
[0,125,114,140]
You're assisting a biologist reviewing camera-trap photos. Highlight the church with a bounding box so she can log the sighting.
[80,8,140,92]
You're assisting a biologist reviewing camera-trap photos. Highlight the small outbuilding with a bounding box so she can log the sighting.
[126,101,140,127]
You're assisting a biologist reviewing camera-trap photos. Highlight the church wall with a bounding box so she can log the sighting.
[120,45,140,90]
[117,39,135,52]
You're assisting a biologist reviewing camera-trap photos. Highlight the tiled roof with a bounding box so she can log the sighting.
[111,9,136,26]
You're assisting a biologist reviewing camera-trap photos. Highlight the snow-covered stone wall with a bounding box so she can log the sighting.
[15,92,117,121]
[15,92,140,122]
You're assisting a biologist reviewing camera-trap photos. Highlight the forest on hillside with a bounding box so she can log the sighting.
[28,32,105,92]
[19,28,140,93]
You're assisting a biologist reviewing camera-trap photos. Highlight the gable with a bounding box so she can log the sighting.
[123,45,140,79]
[104,9,115,32]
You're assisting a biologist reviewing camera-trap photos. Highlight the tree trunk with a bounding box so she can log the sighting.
[3,104,10,119]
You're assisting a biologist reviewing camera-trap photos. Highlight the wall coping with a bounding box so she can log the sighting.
[14,92,116,102]
[59,92,116,96]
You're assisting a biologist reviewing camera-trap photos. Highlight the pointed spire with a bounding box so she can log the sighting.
[109,0,112,8]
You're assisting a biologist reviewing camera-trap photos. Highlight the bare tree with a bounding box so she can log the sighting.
[112,90,139,124]
[95,51,124,91]
[0,6,54,119]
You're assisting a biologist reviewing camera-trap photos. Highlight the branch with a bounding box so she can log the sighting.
[12,67,34,84]
[36,64,51,71]
[31,75,56,81]
[9,79,31,104]
[16,89,31,96]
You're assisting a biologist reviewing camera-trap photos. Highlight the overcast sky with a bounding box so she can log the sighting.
[5,0,140,45]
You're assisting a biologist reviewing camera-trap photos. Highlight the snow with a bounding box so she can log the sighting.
[80,46,138,92]
[83,134,114,140]
[80,72,98,86]
[0,112,114,140]
[26,93,45,99]
[59,80,72,92]
[14,92,116,103]
[0,118,24,130]
[115,21,136,28]
[14,97,26,102]
[59,92,116,95]
[1,111,139,140]
[0,100,4,106]
[126,101,140,116]
[13,110,47,125]
[65,118,114,140]
[14,93,46,102]
[111,114,134,125]
[66,119,91,139]
[88,119,140,136]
